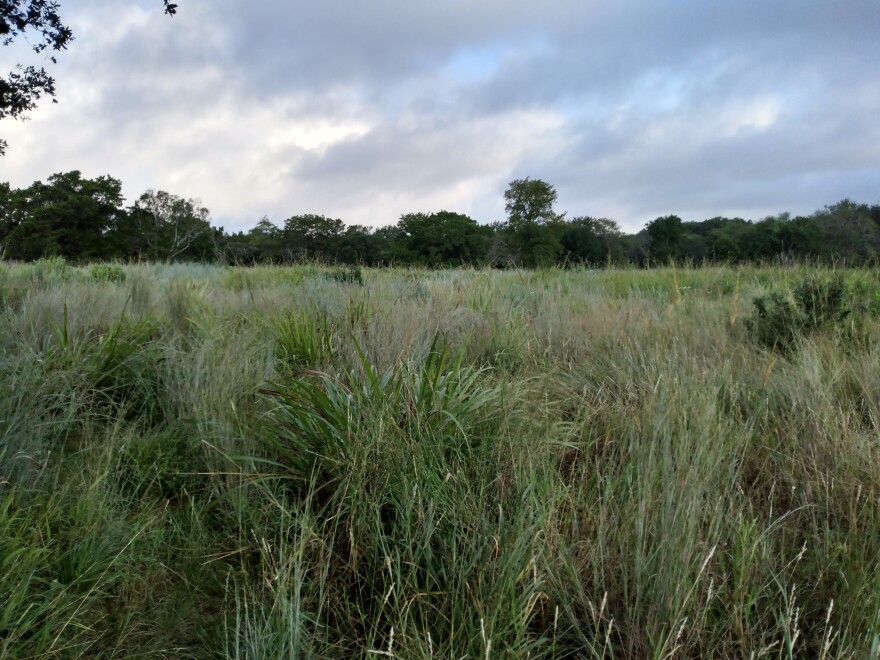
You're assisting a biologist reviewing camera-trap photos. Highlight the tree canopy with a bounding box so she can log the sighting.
[2,171,880,268]
[503,178,563,228]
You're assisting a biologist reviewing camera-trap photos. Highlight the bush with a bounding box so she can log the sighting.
[793,273,849,328]
[747,273,867,351]
[31,256,72,284]
[747,291,804,351]
[91,264,127,283]
[324,265,363,285]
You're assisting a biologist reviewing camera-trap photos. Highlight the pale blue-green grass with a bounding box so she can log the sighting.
[0,262,878,657]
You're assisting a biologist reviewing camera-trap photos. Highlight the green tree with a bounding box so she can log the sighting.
[560,216,625,265]
[2,171,124,260]
[504,177,563,227]
[119,189,214,262]
[282,214,345,262]
[396,210,490,266]
[646,214,684,263]
[703,218,750,262]
[373,224,410,264]
[244,216,283,262]
[810,199,880,263]
[337,225,383,265]
[740,216,786,261]
[0,180,14,255]
[503,178,565,267]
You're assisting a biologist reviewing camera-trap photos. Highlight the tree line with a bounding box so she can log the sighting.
[2,171,880,267]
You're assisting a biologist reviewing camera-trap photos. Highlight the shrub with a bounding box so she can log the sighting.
[324,265,363,285]
[747,273,870,351]
[793,273,848,328]
[31,256,72,284]
[91,264,127,283]
[747,291,804,351]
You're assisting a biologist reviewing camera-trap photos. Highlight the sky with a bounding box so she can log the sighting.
[2,0,880,234]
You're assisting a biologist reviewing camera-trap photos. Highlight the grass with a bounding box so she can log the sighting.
[1,260,879,657]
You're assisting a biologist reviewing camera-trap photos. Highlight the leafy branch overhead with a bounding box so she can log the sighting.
[0,0,177,155]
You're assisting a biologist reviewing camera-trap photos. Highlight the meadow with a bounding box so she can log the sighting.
[1,259,879,658]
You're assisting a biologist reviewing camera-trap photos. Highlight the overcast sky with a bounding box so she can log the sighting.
[2,0,880,233]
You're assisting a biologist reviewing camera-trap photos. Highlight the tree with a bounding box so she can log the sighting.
[502,178,566,267]
[282,214,344,262]
[337,225,387,265]
[118,189,213,262]
[503,177,563,228]
[242,216,283,263]
[704,219,750,262]
[810,199,880,263]
[1,171,124,260]
[0,0,177,154]
[396,210,490,266]
[560,216,625,265]
[645,214,684,263]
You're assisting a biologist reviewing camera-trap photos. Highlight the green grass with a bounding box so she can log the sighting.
[1,261,879,657]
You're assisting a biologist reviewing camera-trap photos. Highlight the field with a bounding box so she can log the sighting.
[1,260,880,658]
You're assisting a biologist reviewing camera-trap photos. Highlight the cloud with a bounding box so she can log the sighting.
[2,0,879,233]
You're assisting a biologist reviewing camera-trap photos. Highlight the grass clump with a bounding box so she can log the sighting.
[248,340,546,656]
[272,309,339,373]
[114,427,208,501]
[258,339,503,492]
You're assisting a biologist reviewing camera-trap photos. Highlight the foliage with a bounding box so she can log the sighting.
[3,170,880,270]
[396,210,491,266]
[747,290,805,351]
[646,214,684,262]
[91,264,126,283]
[793,272,850,328]
[282,213,344,262]
[747,273,864,351]
[0,0,73,155]
[501,178,566,267]
[504,177,563,227]
[29,254,71,282]
[122,189,216,262]
[323,264,363,285]
[1,171,125,260]
[560,216,626,265]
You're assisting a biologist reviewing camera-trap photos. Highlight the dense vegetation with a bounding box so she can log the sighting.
[1,261,879,657]
[3,172,880,267]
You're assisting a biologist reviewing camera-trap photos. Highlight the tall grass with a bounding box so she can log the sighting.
[1,261,878,657]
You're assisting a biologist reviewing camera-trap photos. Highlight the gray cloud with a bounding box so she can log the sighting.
[2,0,879,233]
